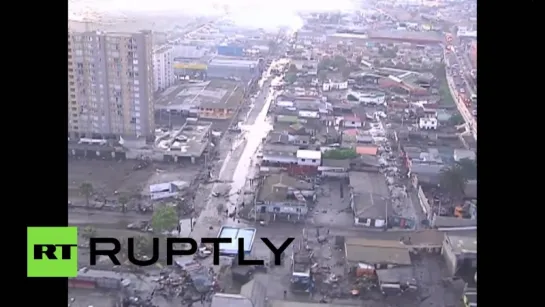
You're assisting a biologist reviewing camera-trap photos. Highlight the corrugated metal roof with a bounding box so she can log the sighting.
[356,146,378,156]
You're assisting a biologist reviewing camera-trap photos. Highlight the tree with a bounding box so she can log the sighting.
[322,149,358,160]
[81,226,96,240]
[456,158,477,180]
[449,114,465,126]
[333,55,347,68]
[288,64,298,73]
[439,165,467,201]
[318,58,333,71]
[118,195,129,213]
[285,73,297,84]
[341,67,352,79]
[318,71,328,81]
[133,235,152,256]
[79,182,93,208]
[151,205,179,234]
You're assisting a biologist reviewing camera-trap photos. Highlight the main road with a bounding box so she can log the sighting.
[443,47,477,140]
[172,60,283,266]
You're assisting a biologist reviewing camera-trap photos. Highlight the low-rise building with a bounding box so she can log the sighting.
[442,231,477,276]
[344,237,412,268]
[296,149,321,167]
[418,117,438,130]
[207,58,260,81]
[318,159,350,178]
[255,173,314,222]
[197,84,244,120]
[262,144,299,165]
[349,171,391,227]
[322,79,348,91]
[210,280,266,307]
[124,121,212,163]
[342,115,363,128]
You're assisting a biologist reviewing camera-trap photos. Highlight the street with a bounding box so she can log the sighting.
[172,60,282,266]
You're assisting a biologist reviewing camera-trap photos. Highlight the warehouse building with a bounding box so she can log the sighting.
[207,58,261,81]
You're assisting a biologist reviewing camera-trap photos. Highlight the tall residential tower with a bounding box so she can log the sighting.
[68,30,155,139]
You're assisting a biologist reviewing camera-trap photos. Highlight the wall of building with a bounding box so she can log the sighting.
[198,107,235,120]
[153,46,175,91]
[297,157,321,167]
[442,238,458,276]
[68,30,154,138]
[256,202,308,215]
[262,155,298,164]
[217,44,244,57]
[343,120,363,128]
[419,118,438,129]
[207,65,258,81]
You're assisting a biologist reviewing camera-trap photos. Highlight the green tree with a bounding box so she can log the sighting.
[318,70,328,81]
[333,55,347,68]
[81,226,96,240]
[285,73,297,84]
[133,235,152,256]
[449,114,465,126]
[151,205,179,234]
[318,58,333,71]
[288,64,298,73]
[341,67,352,79]
[118,195,129,213]
[439,165,467,201]
[322,149,358,160]
[79,182,93,208]
[456,158,477,180]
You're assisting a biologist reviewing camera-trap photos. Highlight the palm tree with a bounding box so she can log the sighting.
[79,182,93,208]
[118,195,129,213]
[439,165,467,201]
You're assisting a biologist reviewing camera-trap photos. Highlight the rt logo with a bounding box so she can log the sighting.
[27,227,78,277]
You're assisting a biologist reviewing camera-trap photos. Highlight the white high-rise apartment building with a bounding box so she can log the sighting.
[153,45,175,92]
[68,30,155,139]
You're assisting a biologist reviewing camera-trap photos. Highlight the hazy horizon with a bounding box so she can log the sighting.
[69,0,355,30]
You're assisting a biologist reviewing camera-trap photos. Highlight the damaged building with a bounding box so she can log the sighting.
[122,121,213,163]
[254,173,315,222]
[349,171,392,228]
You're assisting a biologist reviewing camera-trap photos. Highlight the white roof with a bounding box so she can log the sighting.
[297,150,321,160]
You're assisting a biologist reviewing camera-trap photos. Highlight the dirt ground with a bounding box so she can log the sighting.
[68,160,201,201]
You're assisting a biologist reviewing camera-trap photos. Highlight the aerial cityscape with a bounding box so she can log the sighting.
[67,0,477,306]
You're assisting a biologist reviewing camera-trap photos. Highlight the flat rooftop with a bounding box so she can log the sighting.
[369,30,443,43]
[155,79,242,111]
[153,121,212,157]
[210,294,253,307]
[217,226,256,255]
[446,232,477,254]
[344,238,412,265]
[209,58,259,68]
[349,171,391,219]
